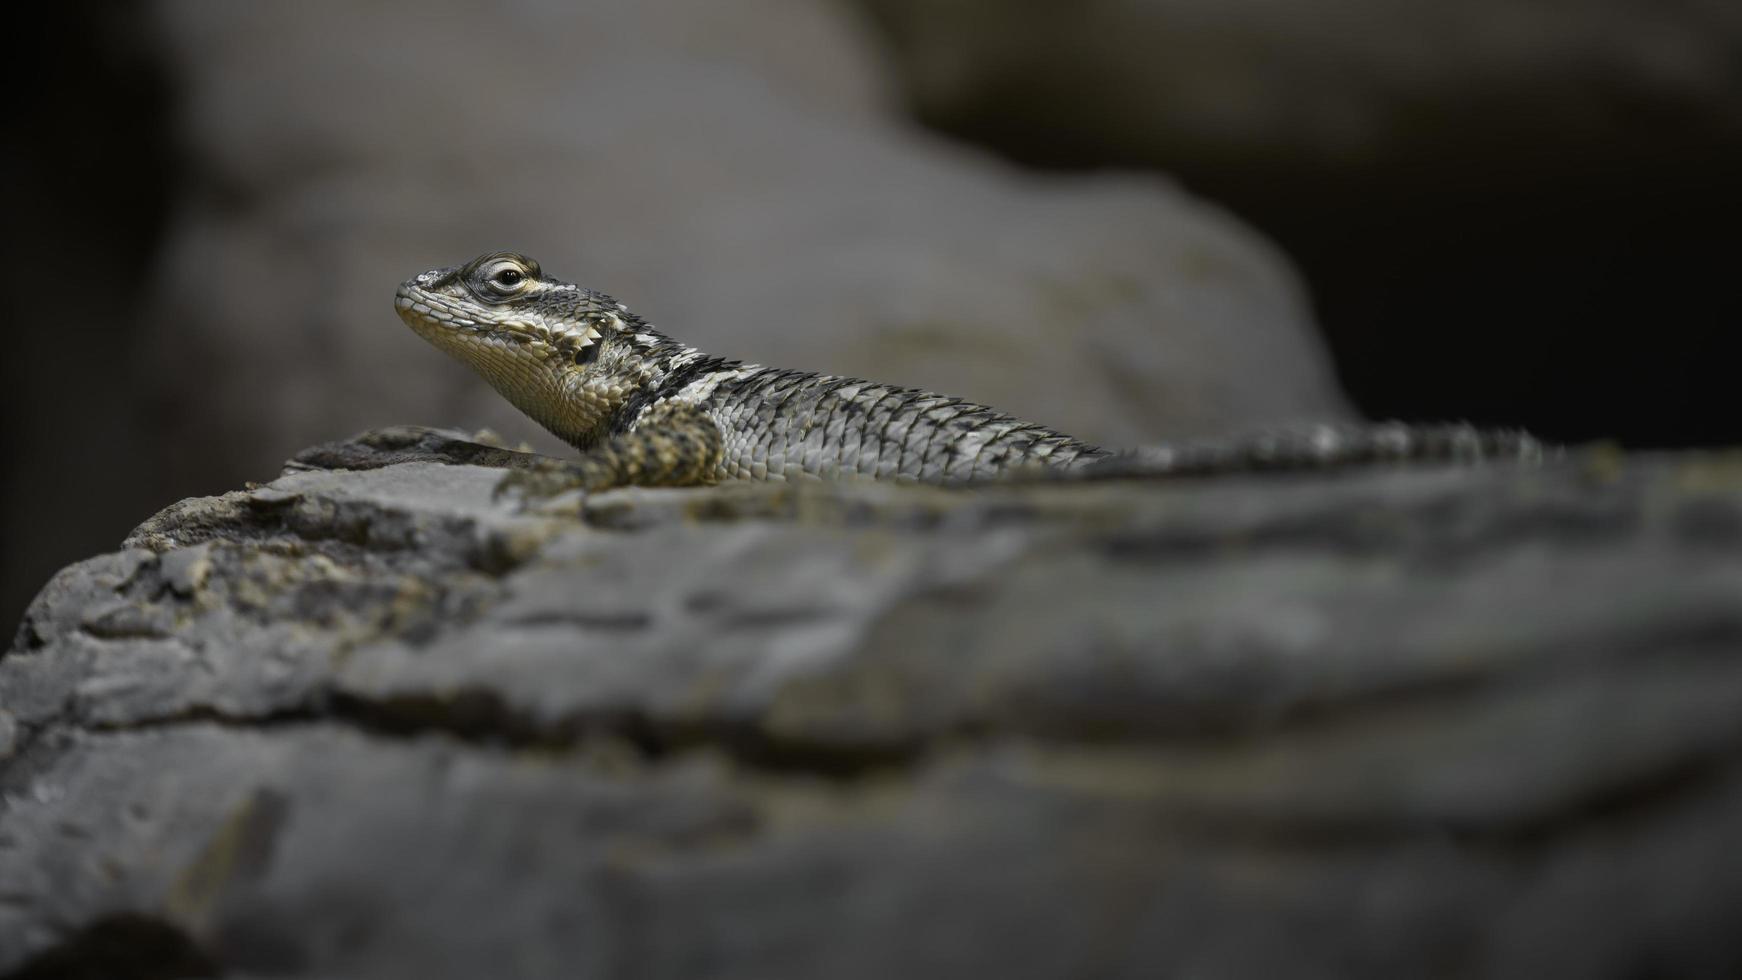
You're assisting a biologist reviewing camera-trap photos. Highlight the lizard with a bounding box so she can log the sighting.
[388,250,1543,493]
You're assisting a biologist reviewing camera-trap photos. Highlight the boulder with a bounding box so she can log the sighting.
[140,0,1348,494]
[5,0,1356,643]
[4,430,1740,978]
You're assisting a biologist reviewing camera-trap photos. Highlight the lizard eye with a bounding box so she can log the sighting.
[484,264,529,295]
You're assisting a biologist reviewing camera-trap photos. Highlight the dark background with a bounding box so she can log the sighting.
[5,1,1739,632]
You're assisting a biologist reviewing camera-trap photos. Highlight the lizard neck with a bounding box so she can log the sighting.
[556,327,717,448]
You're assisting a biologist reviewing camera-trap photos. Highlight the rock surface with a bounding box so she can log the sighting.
[4,429,1741,978]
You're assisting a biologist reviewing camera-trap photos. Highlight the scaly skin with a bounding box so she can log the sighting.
[396,251,1545,493]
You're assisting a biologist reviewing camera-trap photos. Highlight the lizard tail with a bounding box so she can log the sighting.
[1055,422,1554,482]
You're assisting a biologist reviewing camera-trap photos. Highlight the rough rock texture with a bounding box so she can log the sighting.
[141,0,1347,488]
[4,428,1742,978]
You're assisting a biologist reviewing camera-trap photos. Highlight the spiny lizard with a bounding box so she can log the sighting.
[392,250,1541,492]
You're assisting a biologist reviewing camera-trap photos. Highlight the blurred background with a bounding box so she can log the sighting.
[3,0,1739,631]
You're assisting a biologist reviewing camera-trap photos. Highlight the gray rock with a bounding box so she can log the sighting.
[4,428,1741,978]
[139,0,1348,494]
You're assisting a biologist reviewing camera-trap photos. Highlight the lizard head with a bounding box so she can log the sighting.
[394,251,624,366]
[396,251,642,447]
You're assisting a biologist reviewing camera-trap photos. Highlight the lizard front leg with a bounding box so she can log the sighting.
[499,403,725,497]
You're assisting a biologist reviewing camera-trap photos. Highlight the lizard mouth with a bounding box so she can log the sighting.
[395,283,602,362]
